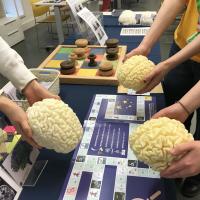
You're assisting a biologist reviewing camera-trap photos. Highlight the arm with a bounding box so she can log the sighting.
[137,34,200,94]
[0,37,36,92]
[152,80,200,122]
[126,0,186,58]
[0,37,60,104]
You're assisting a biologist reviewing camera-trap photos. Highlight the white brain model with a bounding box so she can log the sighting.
[26,99,83,153]
[129,117,193,171]
[118,10,136,25]
[117,55,155,91]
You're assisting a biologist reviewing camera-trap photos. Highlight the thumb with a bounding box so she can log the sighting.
[170,141,194,156]
[143,71,155,83]
[19,121,32,138]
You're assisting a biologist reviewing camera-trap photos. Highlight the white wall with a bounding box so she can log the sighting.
[20,0,35,31]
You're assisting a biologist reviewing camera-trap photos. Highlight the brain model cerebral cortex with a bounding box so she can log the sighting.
[117,55,155,91]
[26,99,83,153]
[129,117,194,171]
[118,10,136,25]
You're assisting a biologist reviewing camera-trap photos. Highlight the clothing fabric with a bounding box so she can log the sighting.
[163,41,200,139]
[174,0,200,62]
[0,37,36,92]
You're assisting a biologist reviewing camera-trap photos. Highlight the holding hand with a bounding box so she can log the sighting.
[23,80,60,105]
[152,102,189,123]
[137,61,170,94]
[161,141,200,178]
[0,96,39,148]
[125,44,151,61]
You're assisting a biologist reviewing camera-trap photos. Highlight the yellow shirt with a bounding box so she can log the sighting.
[174,0,200,62]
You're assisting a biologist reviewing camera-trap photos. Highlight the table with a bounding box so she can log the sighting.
[19,16,177,200]
[35,0,67,44]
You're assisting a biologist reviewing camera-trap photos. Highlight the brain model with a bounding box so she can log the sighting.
[118,10,136,25]
[26,99,83,153]
[117,55,155,91]
[129,117,194,171]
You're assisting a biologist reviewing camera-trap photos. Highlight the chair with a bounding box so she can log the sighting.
[30,0,70,47]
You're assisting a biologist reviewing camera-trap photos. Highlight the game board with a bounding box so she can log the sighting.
[38,45,127,85]
[59,95,168,200]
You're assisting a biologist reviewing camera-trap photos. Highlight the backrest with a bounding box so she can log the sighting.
[30,0,50,17]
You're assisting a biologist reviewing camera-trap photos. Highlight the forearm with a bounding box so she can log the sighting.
[0,95,15,115]
[140,0,185,50]
[179,81,200,114]
[162,35,200,70]
[0,37,36,91]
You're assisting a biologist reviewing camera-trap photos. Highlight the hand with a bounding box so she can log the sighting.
[136,61,170,94]
[124,44,151,61]
[23,80,60,105]
[0,96,40,148]
[152,102,189,123]
[161,141,200,178]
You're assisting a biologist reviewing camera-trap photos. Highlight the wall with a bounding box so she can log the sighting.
[20,0,35,31]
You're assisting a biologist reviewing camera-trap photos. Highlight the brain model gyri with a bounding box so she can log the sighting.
[117,55,155,91]
[129,117,194,171]
[27,99,83,153]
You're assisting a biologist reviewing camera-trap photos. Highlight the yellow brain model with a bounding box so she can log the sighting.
[27,99,83,154]
[129,117,193,171]
[117,55,155,91]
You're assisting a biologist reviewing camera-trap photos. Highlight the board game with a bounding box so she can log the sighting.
[59,94,168,200]
[38,45,127,85]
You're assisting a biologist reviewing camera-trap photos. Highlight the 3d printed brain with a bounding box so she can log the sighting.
[129,117,194,171]
[117,55,155,91]
[27,99,83,153]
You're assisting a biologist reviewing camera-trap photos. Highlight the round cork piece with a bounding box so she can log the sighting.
[75,39,88,48]
[106,38,119,48]
[60,60,75,69]
[106,47,118,55]
[99,61,113,71]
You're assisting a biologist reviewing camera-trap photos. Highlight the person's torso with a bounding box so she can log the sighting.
[175,0,200,62]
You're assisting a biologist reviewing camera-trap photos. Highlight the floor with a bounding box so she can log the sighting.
[1,0,200,199]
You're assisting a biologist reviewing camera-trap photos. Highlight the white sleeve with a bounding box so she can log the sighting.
[0,37,36,91]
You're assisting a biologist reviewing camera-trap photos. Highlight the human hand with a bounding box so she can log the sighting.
[125,44,151,61]
[152,102,189,123]
[161,141,200,178]
[136,61,170,94]
[0,96,40,148]
[23,80,60,105]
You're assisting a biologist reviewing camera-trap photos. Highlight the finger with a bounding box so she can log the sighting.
[170,141,194,156]
[197,24,200,32]
[137,81,159,94]
[19,122,41,148]
[161,168,194,179]
[151,110,165,119]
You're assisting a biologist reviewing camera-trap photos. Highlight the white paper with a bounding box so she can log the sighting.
[66,0,86,33]
[77,7,108,46]
[127,89,150,96]
[120,27,150,36]
[2,143,40,186]
[0,167,22,200]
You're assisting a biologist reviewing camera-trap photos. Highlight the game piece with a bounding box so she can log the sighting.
[69,53,78,66]
[106,47,119,60]
[106,38,119,48]
[98,61,114,76]
[88,54,97,67]
[75,39,88,48]
[73,48,86,60]
[60,59,76,75]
